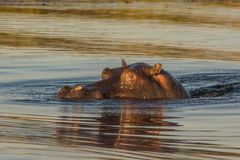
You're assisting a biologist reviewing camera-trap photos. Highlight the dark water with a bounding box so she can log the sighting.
[0,1,240,160]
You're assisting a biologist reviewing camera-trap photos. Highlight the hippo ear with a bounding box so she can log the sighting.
[122,59,127,67]
[102,67,112,80]
[149,63,162,76]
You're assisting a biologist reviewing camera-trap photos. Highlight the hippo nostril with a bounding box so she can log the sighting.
[61,86,72,93]
[74,85,82,91]
[58,85,72,98]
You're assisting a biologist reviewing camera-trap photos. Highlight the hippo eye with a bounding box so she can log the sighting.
[126,72,137,83]
[121,68,137,85]
[102,68,112,80]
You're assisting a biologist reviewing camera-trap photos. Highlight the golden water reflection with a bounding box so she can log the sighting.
[56,104,179,152]
[54,103,240,159]
[1,32,240,61]
[0,1,240,159]
[0,5,240,28]
[1,1,240,61]
[0,103,240,159]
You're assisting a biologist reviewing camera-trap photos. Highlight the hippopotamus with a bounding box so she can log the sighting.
[58,60,189,100]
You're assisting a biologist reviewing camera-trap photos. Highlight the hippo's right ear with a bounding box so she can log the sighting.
[149,63,162,76]
[122,59,127,67]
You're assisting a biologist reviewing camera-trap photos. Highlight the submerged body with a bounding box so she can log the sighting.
[58,60,189,100]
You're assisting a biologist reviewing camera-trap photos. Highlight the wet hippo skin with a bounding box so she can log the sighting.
[58,60,189,100]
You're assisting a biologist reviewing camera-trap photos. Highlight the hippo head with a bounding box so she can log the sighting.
[58,60,189,100]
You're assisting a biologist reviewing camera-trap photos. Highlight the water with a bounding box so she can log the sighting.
[0,1,240,160]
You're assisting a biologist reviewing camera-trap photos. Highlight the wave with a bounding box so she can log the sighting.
[0,70,239,106]
[1,32,240,61]
[0,70,240,160]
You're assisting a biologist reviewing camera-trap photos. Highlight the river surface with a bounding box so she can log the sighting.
[0,1,240,160]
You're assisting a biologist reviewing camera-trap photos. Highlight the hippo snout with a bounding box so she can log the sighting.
[58,85,105,100]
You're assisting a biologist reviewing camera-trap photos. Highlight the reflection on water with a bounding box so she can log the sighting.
[1,32,240,61]
[0,1,240,160]
[0,1,240,60]
[0,101,240,160]
[1,5,240,28]
[57,104,174,151]
[0,65,239,159]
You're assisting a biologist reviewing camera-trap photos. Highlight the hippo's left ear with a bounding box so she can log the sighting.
[122,59,127,67]
[149,63,162,76]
